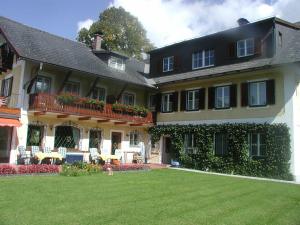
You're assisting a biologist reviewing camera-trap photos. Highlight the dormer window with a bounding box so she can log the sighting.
[163,56,174,72]
[192,49,214,69]
[108,56,125,71]
[237,38,254,57]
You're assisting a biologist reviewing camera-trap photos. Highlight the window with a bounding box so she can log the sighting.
[186,90,199,111]
[163,56,174,72]
[130,131,139,147]
[27,125,44,146]
[192,50,214,69]
[1,77,13,97]
[89,130,102,149]
[108,57,125,71]
[91,87,106,102]
[64,82,80,95]
[249,81,266,106]
[215,86,230,109]
[161,93,173,112]
[54,126,80,149]
[249,133,266,157]
[214,133,228,156]
[278,32,283,47]
[237,38,254,57]
[34,76,51,93]
[148,94,156,110]
[184,133,196,154]
[122,92,135,106]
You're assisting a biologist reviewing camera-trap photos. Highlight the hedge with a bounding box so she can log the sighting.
[0,164,60,175]
[149,123,292,180]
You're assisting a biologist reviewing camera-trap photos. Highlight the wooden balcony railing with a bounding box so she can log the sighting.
[28,93,153,124]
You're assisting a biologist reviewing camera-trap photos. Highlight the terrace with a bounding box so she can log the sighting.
[28,93,154,126]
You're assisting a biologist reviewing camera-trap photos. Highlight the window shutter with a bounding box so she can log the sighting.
[180,90,186,111]
[208,87,215,109]
[228,42,236,58]
[8,77,13,97]
[155,93,162,112]
[255,37,262,56]
[0,79,4,96]
[156,58,162,73]
[230,84,237,107]
[174,56,181,72]
[266,79,275,105]
[172,92,179,112]
[199,88,205,110]
[241,82,249,107]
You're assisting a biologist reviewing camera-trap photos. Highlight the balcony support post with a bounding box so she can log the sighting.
[57,71,72,94]
[85,77,99,97]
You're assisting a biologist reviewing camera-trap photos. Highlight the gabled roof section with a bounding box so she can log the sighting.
[0,16,153,88]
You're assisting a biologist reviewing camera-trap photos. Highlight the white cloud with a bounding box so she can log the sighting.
[110,0,300,47]
[77,18,94,32]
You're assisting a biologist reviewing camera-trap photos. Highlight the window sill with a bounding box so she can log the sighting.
[247,105,269,109]
[192,65,214,70]
[184,110,201,113]
[237,53,254,58]
[212,107,232,111]
[160,111,175,114]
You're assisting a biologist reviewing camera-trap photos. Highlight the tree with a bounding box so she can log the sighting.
[77,7,154,59]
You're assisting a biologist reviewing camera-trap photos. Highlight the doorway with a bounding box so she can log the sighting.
[0,127,12,163]
[111,132,122,154]
[162,136,172,164]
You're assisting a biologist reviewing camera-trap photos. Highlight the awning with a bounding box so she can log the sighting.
[0,118,21,127]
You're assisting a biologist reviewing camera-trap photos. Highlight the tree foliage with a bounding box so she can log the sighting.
[77,7,154,59]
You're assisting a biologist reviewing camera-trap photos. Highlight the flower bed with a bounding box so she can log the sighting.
[102,164,150,171]
[0,164,60,176]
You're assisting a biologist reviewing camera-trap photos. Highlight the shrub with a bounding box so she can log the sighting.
[149,123,292,180]
[0,165,17,175]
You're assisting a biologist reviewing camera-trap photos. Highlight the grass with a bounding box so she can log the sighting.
[0,169,300,225]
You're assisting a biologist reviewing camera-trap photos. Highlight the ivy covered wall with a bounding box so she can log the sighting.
[149,123,292,180]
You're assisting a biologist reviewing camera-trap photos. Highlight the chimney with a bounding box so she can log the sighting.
[93,34,103,51]
[237,18,250,26]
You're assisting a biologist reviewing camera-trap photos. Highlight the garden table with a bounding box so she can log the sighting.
[34,152,63,162]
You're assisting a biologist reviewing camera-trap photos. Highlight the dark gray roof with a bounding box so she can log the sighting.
[0,16,153,88]
[154,22,300,85]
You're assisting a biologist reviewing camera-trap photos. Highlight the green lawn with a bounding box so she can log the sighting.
[0,169,300,225]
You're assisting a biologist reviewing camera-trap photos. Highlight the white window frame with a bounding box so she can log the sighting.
[90,86,106,102]
[163,56,174,72]
[34,76,51,94]
[148,94,156,110]
[129,131,139,147]
[248,81,267,107]
[237,38,254,58]
[64,81,80,95]
[192,50,214,69]
[108,56,125,71]
[122,92,135,106]
[161,93,173,113]
[184,133,196,154]
[186,89,199,111]
[1,77,13,97]
[215,86,230,109]
[214,133,228,156]
[249,133,266,157]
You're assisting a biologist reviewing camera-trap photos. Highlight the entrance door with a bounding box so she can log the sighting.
[162,136,172,164]
[111,132,122,154]
[0,127,12,163]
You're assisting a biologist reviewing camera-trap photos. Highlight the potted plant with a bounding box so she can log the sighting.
[56,93,79,105]
[84,99,105,111]
[112,103,124,113]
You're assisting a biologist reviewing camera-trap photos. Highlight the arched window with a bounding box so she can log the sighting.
[54,126,80,149]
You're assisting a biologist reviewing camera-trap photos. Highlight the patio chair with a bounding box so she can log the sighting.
[18,146,30,165]
[30,146,41,164]
[58,147,67,164]
[89,148,100,164]
[43,147,52,153]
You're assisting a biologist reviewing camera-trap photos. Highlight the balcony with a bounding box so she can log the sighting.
[28,93,153,125]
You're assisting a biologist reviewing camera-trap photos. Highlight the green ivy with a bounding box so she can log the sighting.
[149,123,293,180]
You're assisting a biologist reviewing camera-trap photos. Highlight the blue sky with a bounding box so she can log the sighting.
[2,0,111,40]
